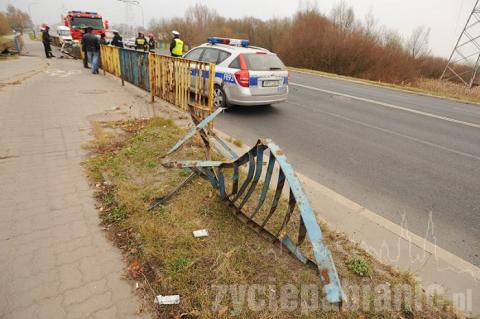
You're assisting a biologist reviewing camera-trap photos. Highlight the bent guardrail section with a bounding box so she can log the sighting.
[158,110,345,307]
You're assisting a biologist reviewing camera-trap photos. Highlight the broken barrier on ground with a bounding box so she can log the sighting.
[154,108,345,307]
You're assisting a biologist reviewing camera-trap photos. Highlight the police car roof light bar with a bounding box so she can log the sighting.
[208,37,250,47]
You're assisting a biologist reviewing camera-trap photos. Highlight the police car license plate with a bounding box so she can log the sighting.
[262,80,279,87]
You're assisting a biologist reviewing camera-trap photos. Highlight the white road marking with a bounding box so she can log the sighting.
[287,100,480,161]
[290,82,480,130]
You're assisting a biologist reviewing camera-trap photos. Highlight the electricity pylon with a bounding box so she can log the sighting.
[441,0,480,88]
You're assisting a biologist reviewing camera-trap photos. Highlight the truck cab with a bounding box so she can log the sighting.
[64,11,108,40]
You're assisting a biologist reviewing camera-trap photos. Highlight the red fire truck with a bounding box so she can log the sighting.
[63,11,109,40]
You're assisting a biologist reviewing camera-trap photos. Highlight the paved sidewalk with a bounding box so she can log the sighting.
[0,56,47,85]
[0,39,153,318]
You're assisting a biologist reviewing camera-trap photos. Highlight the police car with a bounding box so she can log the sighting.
[183,37,289,107]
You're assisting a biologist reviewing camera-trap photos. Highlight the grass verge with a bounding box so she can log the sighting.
[83,116,460,318]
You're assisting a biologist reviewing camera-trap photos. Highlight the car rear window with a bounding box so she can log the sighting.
[244,54,286,71]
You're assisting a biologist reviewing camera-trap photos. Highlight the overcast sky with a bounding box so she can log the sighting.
[1,0,476,58]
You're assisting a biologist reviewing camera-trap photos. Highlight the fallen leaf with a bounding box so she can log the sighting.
[128,260,142,279]
[218,306,228,317]
[189,309,201,317]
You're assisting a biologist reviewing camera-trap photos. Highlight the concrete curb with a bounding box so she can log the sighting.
[212,128,479,317]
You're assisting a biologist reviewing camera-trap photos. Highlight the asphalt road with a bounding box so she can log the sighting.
[215,72,480,266]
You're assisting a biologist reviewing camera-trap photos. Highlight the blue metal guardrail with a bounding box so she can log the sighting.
[157,109,345,307]
[119,48,150,92]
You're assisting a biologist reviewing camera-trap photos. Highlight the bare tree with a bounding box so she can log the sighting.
[330,0,355,32]
[406,26,431,58]
[363,10,378,41]
[379,27,404,49]
[0,12,9,35]
[185,4,217,32]
[6,5,32,32]
[298,0,320,13]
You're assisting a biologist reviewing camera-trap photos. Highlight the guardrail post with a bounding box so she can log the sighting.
[208,63,215,130]
[102,46,106,76]
[149,52,155,103]
[119,49,125,86]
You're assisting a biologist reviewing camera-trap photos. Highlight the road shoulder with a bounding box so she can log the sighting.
[214,128,480,317]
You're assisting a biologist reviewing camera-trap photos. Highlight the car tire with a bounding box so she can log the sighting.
[213,85,228,109]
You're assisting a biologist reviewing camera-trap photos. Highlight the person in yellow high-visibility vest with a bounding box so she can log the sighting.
[135,32,147,51]
[170,30,184,57]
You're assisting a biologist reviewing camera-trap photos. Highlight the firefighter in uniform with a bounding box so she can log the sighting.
[148,33,156,53]
[41,24,54,58]
[170,30,183,57]
[135,32,147,51]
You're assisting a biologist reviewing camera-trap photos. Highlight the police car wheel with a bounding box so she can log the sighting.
[213,85,227,109]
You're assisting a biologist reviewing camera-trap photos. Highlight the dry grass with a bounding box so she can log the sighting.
[0,35,14,53]
[83,117,460,319]
[414,78,480,104]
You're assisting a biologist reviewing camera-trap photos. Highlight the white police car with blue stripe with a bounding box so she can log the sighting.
[183,37,289,108]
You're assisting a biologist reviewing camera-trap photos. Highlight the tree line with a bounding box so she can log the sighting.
[0,5,33,36]
[149,2,447,84]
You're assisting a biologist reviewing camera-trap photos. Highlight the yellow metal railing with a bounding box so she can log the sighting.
[149,54,215,122]
[100,45,121,77]
[95,46,216,125]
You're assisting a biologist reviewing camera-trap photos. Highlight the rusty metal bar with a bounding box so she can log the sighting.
[162,107,224,158]
[162,138,345,306]
[148,171,197,211]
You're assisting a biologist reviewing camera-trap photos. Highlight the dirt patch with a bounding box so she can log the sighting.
[86,112,130,122]
[83,117,461,319]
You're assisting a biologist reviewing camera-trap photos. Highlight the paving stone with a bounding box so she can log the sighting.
[36,295,67,319]
[4,303,39,319]
[0,38,147,319]
[63,278,108,306]
[65,291,112,319]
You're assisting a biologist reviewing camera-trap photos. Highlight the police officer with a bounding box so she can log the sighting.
[170,30,183,57]
[100,33,108,45]
[41,24,54,58]
[111,31,123,48]
[135,32,147,51]
[148,33,156,53]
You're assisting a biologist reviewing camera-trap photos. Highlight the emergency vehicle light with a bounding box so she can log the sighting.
[208,37,250,47]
